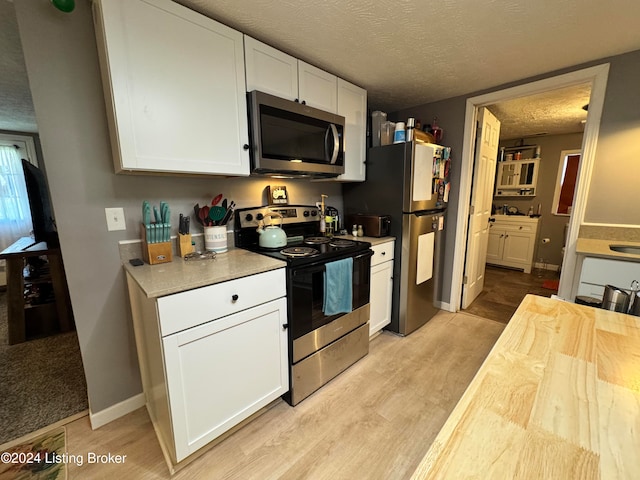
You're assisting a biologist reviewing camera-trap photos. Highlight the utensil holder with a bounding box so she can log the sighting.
[178,233,194,257]
[204,226,227,253]
[141,223,173,265]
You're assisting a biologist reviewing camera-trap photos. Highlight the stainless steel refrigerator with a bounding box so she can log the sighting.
[343,142,450,335]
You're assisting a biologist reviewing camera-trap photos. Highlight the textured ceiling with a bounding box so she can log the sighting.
[2,0,640,138]
[179,0,640,113]
[491,83,591,140]
[0,0,37,133]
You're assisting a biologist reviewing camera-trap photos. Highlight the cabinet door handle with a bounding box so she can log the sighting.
[282,323,289,330]
[519,226,523,229]
[243,144,250,150]
[500,234,504,238]
[231,294,239,302]
[505,235,509,238]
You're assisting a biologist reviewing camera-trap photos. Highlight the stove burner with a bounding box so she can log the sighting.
[330,239,356,248]
[280,246,319,258]
[304,236,330,245]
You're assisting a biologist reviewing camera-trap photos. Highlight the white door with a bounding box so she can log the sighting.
[461,107,500,308]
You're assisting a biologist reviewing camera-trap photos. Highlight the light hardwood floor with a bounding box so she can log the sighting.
[59,311,504,479]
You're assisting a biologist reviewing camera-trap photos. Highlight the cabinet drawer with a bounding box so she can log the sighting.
[157,268,286,336]
[494,222,535,234]
[371,241,395,266]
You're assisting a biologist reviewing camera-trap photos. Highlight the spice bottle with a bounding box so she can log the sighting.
[357,225,364,237]
[352,224,358,237]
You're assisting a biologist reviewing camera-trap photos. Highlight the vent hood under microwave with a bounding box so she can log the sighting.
[248,91,345,178]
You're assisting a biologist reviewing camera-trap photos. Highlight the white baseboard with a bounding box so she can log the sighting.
[89,393,145,430]
[534,262,560,272]
[436,300,453,312]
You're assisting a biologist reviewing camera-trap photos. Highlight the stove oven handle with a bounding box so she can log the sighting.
[291,250,374,276]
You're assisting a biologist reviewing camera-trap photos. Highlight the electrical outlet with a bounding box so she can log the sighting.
[105,207,126,231]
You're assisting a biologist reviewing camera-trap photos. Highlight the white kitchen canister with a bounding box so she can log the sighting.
[204,226,227,253]
[393,122,406,143]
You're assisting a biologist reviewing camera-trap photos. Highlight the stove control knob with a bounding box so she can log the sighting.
[303,210,310,217]
[245,213,253,222]
[256,213,264,221]
[310,210,317,217]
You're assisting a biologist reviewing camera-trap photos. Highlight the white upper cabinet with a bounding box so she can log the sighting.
[93,0,250,176]
[244,37,338,112]
[298,61,338,113]
[244,36,299,101]
[337,78,367,182]
[244,37,367,181]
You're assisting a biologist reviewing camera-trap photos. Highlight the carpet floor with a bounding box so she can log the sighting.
[463,265,558,324]
[0,291,88,445]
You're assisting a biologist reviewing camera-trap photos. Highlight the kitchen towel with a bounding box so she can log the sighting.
[323,257,353,316]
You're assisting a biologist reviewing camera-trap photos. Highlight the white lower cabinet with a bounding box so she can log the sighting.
[163,298,288,461]
[369,240,395,337]
[486,216,539,273]
[126,268,288,467]
[577,257,640,298]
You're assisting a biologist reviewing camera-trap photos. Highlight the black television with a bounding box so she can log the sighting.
[21,159,58,248]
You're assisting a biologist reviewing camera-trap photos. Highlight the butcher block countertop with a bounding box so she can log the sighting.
[411,294,640,479]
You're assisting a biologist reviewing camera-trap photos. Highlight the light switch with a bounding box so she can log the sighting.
[105,207,126,231]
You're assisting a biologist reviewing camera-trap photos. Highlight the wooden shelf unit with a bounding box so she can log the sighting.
[0,237,74,344]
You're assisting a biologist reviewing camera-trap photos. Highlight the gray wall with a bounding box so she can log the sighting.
[499,133,584,267]
[393,48,640,306]
[585,51,640,224]
[15,1,342,414]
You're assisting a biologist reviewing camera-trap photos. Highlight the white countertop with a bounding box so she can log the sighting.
[124,248,286,298]
[575,237,640,262]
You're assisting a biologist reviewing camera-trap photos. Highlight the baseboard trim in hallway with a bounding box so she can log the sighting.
[89,393,146,430]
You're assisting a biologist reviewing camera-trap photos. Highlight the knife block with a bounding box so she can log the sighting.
[178,234,194,257]
[141,224,173,265]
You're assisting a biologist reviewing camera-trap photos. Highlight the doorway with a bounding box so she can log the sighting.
[451,64,610,313]
[0,1,88,446]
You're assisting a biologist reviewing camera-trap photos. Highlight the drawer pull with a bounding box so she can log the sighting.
[231,294,239,302]
[381,251,386,256]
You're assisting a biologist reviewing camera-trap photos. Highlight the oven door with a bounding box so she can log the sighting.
[288,250,372,343]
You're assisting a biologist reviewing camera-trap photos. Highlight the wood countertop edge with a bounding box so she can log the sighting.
[410,294,640,479]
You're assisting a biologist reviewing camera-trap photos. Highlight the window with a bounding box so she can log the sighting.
[551,149,581,216]
[0,134,37,250]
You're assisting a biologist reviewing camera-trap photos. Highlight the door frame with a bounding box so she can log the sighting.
[450,63,610,311]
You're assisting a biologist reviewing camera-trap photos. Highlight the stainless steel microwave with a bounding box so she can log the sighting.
[248,90,345,178]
